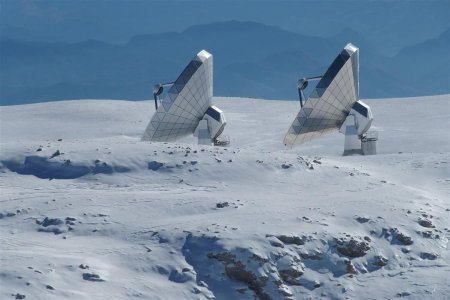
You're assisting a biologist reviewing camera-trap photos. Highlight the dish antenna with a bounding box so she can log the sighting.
[284,43,377,155]
[142,50,228,146]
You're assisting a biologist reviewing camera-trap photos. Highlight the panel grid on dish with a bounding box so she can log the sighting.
[284,44,360,148]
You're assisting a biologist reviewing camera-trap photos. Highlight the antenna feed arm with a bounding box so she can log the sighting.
[153,82,175,110]
[297,76,322,108]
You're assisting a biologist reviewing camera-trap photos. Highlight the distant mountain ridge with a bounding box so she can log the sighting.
[391,28,450,91]
[0,21,449,105]
[1,0,448,55]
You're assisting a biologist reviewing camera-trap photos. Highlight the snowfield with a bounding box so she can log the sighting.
[0,95,449,300]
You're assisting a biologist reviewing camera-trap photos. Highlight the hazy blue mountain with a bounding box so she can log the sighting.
[389,28,450,96]
[0,21,448,104]
[1,0,448,56]
[0,38,181,103]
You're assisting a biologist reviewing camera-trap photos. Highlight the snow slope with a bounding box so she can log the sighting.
[0,95,449,299]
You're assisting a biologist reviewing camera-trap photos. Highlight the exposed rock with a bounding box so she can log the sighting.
[65,217,76,225]
[355,216,370,223]
[37,227,65,235]
[82,273,104,282]
[346,261,357,274]
[420,252,438,260]
[281,163,292,169]
[420,230,437,238]
[275,235,305,245]
[337,238,370,257]
[225,262,271,300]
[373,255,388,267]
[279,267,304,285]
[418,219,434,228]
[36,217,63,227]
[250,254,269,264]
[39,217,66,233]
[208,251,272,300]
[216,202,229,208]
[50,150,61,159]
[395,232,413,245]
[14,294,26,299]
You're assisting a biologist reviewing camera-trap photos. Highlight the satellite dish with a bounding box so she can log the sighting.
[284,43,377,155]
[142,50,228,146]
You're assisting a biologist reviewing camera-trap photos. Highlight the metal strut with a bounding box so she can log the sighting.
[153,82,175,110]
[297,76,322,107]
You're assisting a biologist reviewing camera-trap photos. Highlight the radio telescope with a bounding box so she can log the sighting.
[142,50,227,146]
[284,43,377,155]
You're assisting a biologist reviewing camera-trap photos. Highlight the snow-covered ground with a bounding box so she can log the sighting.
[0,95,449,299]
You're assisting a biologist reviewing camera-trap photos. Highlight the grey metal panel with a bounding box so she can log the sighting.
[142,50,213,142]
[284,43,359,148]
